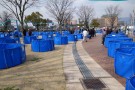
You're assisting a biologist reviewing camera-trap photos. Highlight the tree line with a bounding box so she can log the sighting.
[0,0,131,32]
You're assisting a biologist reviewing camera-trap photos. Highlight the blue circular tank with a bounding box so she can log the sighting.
[23,36,37,44]
[104,34,127,48]
[0,43,26,69]
[108,40,133,58]
[68,34,77,42]
[126,76,135,90]
[54,36,68,45]
[0,38,17,44]
[42,34,48,40]
[115,48,135,78]
[77,34,83,39]
[31,39,55,52]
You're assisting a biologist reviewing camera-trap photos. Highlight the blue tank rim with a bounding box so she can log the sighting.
[116,47,135,56]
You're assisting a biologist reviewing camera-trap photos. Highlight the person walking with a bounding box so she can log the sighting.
[83,29,88,42]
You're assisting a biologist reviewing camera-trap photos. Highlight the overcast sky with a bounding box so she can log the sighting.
[0,0,135,21]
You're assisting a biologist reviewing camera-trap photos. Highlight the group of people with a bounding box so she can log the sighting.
[82,28,96,42]
[22,29,32,36]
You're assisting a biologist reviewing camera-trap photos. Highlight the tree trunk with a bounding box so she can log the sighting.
[59,22,62,34]
[20,22,24,31]
[36,24,39,31]
[111,23,114,29]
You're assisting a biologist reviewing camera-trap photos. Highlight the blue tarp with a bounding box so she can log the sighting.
[0,43,26,69]
[115,48,135,78]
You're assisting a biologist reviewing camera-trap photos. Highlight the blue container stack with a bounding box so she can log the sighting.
[104,32,135,90]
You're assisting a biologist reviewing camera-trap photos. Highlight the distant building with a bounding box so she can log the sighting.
[97,15,118,28]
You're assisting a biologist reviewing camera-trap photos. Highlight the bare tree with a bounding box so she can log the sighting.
[0,0,39,31]
[0,11,12,31]
[105,5,121,28]
[77,5,94,29]
[129,10,135,36]
[45,0,74,31]
[63,10,73,30]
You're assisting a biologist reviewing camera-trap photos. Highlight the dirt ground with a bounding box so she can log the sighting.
[0,44,66,90]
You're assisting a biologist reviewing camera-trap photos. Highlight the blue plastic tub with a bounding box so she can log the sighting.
[42,34,48,40]
[104,35,127,48]
[77,34,83,39]
[24,36,37,44]
[0,38,17,43]
[0,43,26,69]
[108,40,133,58]
[31,39,55,52]
[63,31,70,36]
[68,34,77,42]
[54,36,68,45]
[55,33,61,37]
[115,48,135,78]
[126,76,135,90]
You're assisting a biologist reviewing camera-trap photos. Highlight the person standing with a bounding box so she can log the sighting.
[88,29,92,39]
[28,29,32,36]
[23,29,27,36]
[102,28,106,45]
[14,28,19,38]
[83,29,88,42]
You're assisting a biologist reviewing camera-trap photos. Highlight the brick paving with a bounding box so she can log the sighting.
[82,34,126,86]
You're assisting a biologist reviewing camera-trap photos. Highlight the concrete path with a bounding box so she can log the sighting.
[63,43,84,90]
[63,41,125,90]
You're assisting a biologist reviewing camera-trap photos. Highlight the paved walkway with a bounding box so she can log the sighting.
[83,35,126,86]
[63,35,125,90]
